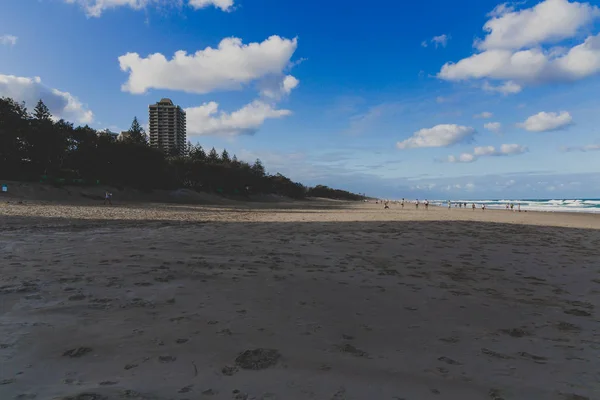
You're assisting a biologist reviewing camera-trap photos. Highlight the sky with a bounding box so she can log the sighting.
[2,0,600,199]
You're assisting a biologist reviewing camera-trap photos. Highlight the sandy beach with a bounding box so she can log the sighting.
[1,199,599,400]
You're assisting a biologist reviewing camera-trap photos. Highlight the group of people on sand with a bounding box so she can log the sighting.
[380,198,430,210]
[506,202,522,212]
[378,198,523,212]
[447,201,484,210]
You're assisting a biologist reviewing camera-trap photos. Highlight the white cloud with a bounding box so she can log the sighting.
[499,143,529,155]
[64,0,232,17]
[259,74,299,99]
[119,35,298,95]
[474,111,493,118]
[423,34,450,48]
[517,111,573,132]
[438,0,600,92]
[446,153,477,163]
[477,0,600,51]
[185,100,291,136]
[64,0,165,17]
[397,124,476,149]
[473,145,497,156]
[560,143,600,152]
[482,80,522,95]
[484,121,502,133]
[432,34,450,48]
[188,0,233,12]
[0,74,93,124]
[0,34,17,46]
[445,143,528,162]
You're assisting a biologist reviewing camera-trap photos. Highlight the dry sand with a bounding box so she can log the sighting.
[1,199,599,400]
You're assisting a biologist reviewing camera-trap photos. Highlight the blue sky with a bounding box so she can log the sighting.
[2,0,600,199]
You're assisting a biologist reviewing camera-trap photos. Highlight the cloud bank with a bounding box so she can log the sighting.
[64,0,233,17]
[517,111,573,132]
[0,74,93,124]
[444,144,528,163]
[438,0,600,93]
[397,124,476,149]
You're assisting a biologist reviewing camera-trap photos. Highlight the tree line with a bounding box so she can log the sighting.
[0,97,367,201]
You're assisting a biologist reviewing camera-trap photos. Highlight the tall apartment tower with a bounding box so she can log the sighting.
[149,98,187,155]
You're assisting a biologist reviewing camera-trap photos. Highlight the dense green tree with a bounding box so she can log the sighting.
[0,96,367,200]
[33,99,52,121]
[126,116,147,145]
[0,98,29,178]
[189,144,206,161]
[207,147,220,164]
[221,149,231,163]
[251,158,265,177]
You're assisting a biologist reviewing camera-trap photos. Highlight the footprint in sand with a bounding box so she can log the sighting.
[499,328,532,338]
[178,385,193,393]
[235,349,281,369]
[556,321,581,332]
[481,348,513,360]
[336,344,368,358]
[62,347,92,358]
[517,352,548,363]
[564,309,591,317]
[221,365,238,376]
[438,356,462,365]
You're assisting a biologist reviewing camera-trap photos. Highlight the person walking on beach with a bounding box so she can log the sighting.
[401,198,405,209]
[482,204,486,211]
[518,203,521,212]
[510,203,514,211]
[472,203,475,210]
[448,200,451,209]
[104,191,112,206]
[425,199,429,210]
[415,199,419,209]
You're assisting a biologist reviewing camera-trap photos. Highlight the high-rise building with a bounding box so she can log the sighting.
[149,98,186,155]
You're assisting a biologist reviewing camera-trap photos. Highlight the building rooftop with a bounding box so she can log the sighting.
[157,98,174,105]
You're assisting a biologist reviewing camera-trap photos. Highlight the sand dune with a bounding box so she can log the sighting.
[1,201,599,399]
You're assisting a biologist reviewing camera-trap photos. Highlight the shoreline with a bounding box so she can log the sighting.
[2,200,600,230]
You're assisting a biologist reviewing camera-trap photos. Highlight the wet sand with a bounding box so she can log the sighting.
[1,201,599,400]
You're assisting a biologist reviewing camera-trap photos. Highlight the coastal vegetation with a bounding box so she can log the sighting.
[0,97,366,201]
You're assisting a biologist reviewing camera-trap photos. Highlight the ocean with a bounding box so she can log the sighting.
[431,199,600,214]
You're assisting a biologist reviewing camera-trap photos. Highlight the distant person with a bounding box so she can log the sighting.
[401,198,405,209]
[459,203,462,208]
[415,199,419,209]
[448,200,451,209]
[425,199,429,210]
[472,203,476,210]
[518,203,521,212]
[384,200,389,209]
[510,203,514,211]
[464,202,467,208]
[104,191,112,206]
[482,204,486,211]
[506,204,509,210]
